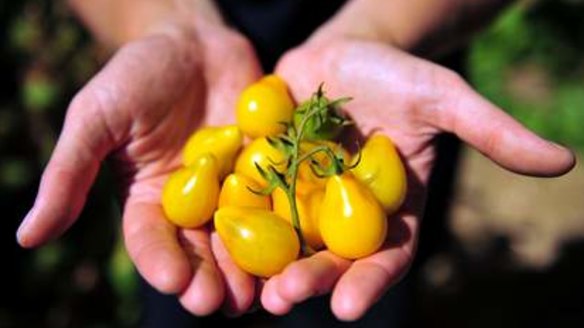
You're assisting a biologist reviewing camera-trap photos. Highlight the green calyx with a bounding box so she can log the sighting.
[293,84,352,141]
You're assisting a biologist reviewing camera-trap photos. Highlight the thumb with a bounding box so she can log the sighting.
[429,71,576,177]
[16,33,200,247]
[17,89,114,247]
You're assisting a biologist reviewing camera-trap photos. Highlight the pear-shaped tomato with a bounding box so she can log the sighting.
[319,173,387,259]
[352,134,406,214]
[234,137,286,188]
[214,207,299,277]
[272,180,324,250]
[182,125,243,178]
[218,173,271,210]
[236,74,295,138]
[162,154,220,228]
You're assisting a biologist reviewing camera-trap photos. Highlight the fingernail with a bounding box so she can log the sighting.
[16,208,34,245]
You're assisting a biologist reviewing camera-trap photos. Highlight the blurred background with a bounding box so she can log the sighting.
[1,0,583,327]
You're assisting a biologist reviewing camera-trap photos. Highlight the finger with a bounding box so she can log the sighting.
[276,251,351,305]
[428,70,575,177]
[331,247,413,321]
[331,213,417,322]
[201,31,263,126]
[178,228,225,316]
[16,86,115,248]
[260,275,293,315]
[123,201,192,294]
[211,232,256,316]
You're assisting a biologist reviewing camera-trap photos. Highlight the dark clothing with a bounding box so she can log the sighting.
[216,0,347,70]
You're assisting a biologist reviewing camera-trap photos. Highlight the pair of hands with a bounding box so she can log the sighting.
[16,18,574,321]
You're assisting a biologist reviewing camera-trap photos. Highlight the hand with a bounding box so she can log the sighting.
[16,21,263,315]
[256,37,575,320]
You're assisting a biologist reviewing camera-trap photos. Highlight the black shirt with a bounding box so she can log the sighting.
[216,0,347,70]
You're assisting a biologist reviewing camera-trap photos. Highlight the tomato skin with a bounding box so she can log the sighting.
[234,137,286,188]
[236,75,295,138]
[162,154,220,228]
[218,173,271,210]
[272,180,324,250]
[182,125,243,178]
[351,134,406,214]
[260,74,289,94]
[319,173,387,259]
[214,207,300,277]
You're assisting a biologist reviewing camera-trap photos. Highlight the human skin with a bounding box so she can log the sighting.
[16,0,575,321]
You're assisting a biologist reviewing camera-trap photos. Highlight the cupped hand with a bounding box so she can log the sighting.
[256,38,576,320]
[16,23,262,316]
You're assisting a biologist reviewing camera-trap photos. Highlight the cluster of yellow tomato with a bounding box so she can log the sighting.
[161,75,407,277]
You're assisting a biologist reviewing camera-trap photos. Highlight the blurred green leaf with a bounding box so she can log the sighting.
[51,22,81,59]
[10,15,40,52]
[108,232,137,297]
[0,158,32,189]
[556,83,584,146]
[33,242,64,274]
[108,231,140,326]
[22,77,58,112]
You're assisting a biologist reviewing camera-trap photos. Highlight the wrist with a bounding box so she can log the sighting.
[307,0,509,57]
[306,0,436,52]
[308,13,400,49]
[68,0,226,48]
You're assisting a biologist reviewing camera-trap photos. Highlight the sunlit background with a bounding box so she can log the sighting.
[1,0,583,327]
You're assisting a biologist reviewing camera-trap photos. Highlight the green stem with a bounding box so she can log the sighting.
[296,146,328,164]
[285,101,323,256]
[286,160,314,256]
[267,86,348,257]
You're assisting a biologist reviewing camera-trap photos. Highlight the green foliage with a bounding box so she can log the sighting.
[10,15,41,51]
[22,77,59,112]
[0,158,32,189]
[32,242,65,274]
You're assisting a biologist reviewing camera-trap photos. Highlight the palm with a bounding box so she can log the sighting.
[104,32,265,314]
[113,38,222,313]
[255,38,575,320]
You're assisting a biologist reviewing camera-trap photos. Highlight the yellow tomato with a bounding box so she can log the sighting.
[236,75,295,138]
[162,154,220,228]
[351,134,406,214]
[319,173,387,259]
[272,181,324,250]
[298,141,350,187]
[182,125,243,178]
[218,173,271,210]
[214,207,300,277]
[261,74,289,94]
[234,137,286,188]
